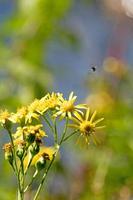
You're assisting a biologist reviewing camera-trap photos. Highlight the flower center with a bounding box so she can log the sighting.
[61,100,74,112]
[79,121,94,135]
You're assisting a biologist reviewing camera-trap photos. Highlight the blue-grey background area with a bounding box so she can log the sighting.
[1,1,133,100]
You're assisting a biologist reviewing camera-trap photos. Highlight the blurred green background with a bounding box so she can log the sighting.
[0,0,133,199]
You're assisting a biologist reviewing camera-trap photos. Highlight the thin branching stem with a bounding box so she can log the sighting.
[7,129,22,199]
[53,119,58,144]
[42,115,54,133]
[33,155,55,200]
[62,129,79,143]
[33,118,69,200]
[59,117,68,145]
[24,170,38,193]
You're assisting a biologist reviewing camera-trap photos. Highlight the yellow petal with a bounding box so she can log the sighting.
[95,125,105,129]
[94,118,104,125]
[75,104,87,109]
[68,112,72,119]
[74,112,83,122]
[68,124,79,129]
[69,91,74,100]
[90,111,97,122]
[85,107,90,120]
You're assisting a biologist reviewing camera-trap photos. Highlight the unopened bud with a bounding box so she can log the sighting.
[3,120,12,130]
[35,156,46,171]
[29,141,40,156]
[3,143,13,165]
[16,140,25,159]
[26,133,35,144]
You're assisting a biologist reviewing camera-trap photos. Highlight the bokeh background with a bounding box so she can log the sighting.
[0,0,133,199]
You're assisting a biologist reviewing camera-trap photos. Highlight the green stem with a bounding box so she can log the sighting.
[11,163,16,173]
[53,119,58,144]
[33,124,68,200]
[7,129,18,173]
[24,170,38,193]
[19,159,24,200]
[62,129,79,143]
[33,117,69,200]
[17,189,23,200]
[33,155,56,200]
[7,129,22,199]
[42,115,54,133]
[59,117,68,145]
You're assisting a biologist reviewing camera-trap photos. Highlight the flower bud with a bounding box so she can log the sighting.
[0,110,12,129]
[3,143,13,165]
[35,156,46,171]
[16,140,25,159]
[16,148,24,159]
[29,141,40,156]
[3,120,12,130]
[26,133,35,144]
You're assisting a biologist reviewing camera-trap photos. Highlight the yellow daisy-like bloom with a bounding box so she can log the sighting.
[12,104,40,124]
[25,102,40,124]
[70,107,104,144]
[35,97,49,114]
[17,106,28,118]
[9,106,28,124]
[28,98,47,115]
[32,146,56,165]
[25,110,39,124]
[31,92,63,115]
[0,110,11,125]
[54,92,86,119]
[13,124,47,140]
[45,92,63,109]
[28,99,40,113]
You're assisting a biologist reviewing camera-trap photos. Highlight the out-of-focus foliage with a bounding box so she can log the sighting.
[77,57,133,200]
[0,0,73,109]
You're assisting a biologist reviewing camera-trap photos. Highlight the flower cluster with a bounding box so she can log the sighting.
[0,91,104,200]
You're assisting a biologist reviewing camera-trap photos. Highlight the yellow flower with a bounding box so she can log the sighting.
[54,92,86,119]
[25,110,39,124]
[45,92,63,109]
[70,107,104,144]
[17,106,28,119]
[0,110,11,125]
[32,146,56,165]
[36,97,49,114]
[28,99,40,111]
[30,92,63,115]
[24,102,40,123]
[13,124,47,141]
[9,106,28,124]
[9,113,20,124]
[11,104,40,124]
